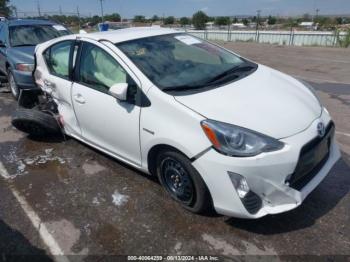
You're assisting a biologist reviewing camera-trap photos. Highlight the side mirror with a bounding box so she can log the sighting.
[108,83,128,101]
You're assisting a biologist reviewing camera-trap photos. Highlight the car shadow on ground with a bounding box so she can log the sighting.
[26,133,69,144]
[225,153,350,235]
[0,219,52,261]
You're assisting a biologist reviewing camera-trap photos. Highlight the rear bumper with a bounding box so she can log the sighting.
[13,69,37,89]
[193,109,341,219]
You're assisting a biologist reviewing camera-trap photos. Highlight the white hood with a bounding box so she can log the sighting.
[174,65,322,139]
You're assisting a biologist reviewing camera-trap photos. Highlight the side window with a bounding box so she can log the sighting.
[44,41,72,78]
[79,43,132,94]
[0,24,6,44]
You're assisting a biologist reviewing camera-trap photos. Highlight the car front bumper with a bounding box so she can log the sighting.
[193,109,341,219]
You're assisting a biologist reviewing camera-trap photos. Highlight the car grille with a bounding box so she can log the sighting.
[288,122,334,191]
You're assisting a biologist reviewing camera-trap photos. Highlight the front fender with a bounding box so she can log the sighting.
[140,86,211,170]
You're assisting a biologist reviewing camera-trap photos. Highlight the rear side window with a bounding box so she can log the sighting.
[44,41,72,79]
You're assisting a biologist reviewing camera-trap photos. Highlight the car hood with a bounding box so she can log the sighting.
[7,46,35,64]
[174,65,322,139]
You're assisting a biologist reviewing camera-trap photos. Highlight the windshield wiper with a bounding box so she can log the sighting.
[207,63,256,85]
[162,84,208,92]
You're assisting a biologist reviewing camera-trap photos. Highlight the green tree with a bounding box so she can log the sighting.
[302,13,312,21]
[133,15,146,23]
[233,17,238,23]
[179,17,190,26]
[215,16,231,26]
[91,15,101,25]
[164,16,175,25]
[242,18,249,26]
[105,13,121,22]
[336,28,350,48]
[285,18,298,28]
[0,0,11,16]
[267,15,277,25]
[152,15,159,22]
[335,17,343,25]
[192,11,209,30]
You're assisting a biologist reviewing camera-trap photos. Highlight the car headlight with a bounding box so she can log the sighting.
[201,119,284,157]
[300,80,322,107]
[16,63,35,72]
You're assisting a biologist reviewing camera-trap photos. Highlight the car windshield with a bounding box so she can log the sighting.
[9,24,70,47]
[117,33,256,91]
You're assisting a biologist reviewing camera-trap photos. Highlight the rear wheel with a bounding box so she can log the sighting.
[8,70,20,100]
[156,150,213,214]
[12,108,61,137]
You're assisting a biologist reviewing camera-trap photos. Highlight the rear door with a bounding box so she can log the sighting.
[35,38,81,136]
[71,40,142,166]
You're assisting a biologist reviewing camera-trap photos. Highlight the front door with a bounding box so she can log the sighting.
[72,41,142,166]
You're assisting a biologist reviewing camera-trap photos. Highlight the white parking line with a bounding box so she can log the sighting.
[0,161,69,262]
[336,131,350,138]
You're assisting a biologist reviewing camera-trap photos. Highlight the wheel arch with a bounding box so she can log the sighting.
[147,144,191,176]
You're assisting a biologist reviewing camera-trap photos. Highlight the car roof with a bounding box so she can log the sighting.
[6,19,57,26]
[78,27,182,44]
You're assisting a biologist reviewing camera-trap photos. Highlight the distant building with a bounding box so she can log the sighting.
[205,21,215,29]
[299,21,317,30]
[231,23,246,29]
[300,22,314,26]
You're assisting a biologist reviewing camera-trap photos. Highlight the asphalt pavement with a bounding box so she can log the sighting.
[0,43,349,260]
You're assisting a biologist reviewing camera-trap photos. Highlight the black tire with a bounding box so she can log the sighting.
[156,150,213,214]
[7,69,19,100]
[11,108,61,137]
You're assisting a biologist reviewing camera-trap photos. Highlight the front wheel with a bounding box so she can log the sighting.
[8,70,19,100]
[156,150,213,214]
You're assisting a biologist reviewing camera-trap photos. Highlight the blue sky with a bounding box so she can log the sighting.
[11,0,350,18]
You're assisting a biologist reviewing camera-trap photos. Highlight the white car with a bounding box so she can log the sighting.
[32,28,340,218]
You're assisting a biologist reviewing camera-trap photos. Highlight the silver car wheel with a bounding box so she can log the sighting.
[9,71,19,99]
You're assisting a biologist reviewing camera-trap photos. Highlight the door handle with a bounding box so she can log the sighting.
[74,94,86,104]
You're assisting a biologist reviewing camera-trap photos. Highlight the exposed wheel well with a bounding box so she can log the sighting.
[147,144,189,176]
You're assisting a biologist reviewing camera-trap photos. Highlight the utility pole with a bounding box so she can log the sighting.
[256,10,261,42]
[77,6,81,30]
[99,0,105,23]
[315,8,320,19]
[256,10,261,31]
[37,1,41,17]
[59,5,62,15]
